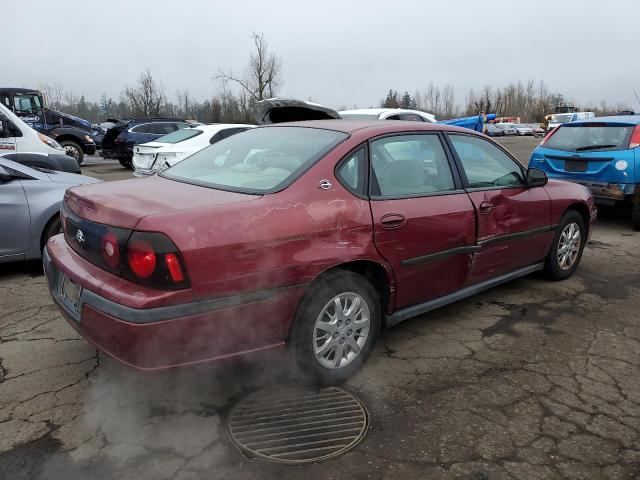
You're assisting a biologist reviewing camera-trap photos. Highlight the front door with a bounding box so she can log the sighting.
[447,133,552,284]
[368,133,477,310]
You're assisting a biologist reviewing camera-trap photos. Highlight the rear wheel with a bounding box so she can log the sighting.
[289,271,381,386]
[60,140,84,165]
[544,210,586,280]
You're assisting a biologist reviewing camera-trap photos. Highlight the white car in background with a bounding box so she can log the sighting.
[339,108,437,123]
[514,124,534,136]
[132,123,254,176]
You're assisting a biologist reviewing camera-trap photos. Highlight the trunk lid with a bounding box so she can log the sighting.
[252,98,341,124]
[64,175,259,229]
[101,121,129,148]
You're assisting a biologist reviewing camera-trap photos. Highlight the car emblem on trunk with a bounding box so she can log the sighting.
[75,229,86,247]
[318,179,332,190]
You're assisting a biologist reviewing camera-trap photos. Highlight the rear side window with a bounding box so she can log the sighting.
[449,134,524,188]
[400,113,425,122]
[336,148,365,194]
[544,125,634,152]
[370,134,455,197]
[210,127,250,145]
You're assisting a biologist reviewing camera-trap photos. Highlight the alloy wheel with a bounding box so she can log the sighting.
[313,292,370,369]
[557,222,581,270]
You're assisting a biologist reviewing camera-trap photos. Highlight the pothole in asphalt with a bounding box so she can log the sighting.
[227,385,369,464]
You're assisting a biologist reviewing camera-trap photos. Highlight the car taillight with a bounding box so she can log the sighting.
[102,232,121,269]
[121,231,190,289]
[540,126,560,145]
[127,240,156,278]
[114,137,125,144]
[629,125,640,148]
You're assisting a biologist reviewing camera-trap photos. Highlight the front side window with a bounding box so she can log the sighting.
[13,94,42,115]
[163,126,347,194]
[449,134,524,188]
[370,134,455,197]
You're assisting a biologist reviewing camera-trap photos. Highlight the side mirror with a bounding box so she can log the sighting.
[0,165,15,182]
[526,167,548,188]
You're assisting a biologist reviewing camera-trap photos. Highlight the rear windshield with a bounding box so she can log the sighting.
[156,128,203,144]
[544,124,634,152]
[340,113,380,120]
[162,127,347,194]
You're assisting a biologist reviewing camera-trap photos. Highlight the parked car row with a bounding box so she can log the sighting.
[486,122,544,137]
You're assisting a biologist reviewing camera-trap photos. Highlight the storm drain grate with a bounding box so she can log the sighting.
[228,385,369,464]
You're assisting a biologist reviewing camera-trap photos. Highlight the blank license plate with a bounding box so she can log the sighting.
[61,274,81,309]
[565,160,587,172]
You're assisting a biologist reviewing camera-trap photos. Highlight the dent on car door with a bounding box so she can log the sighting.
[447,134,553,284]
[368,133,477,310]
[0,171,30,257]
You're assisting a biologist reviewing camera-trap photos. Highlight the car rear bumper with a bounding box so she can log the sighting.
[44,239,304,371]
[566,181,638,205]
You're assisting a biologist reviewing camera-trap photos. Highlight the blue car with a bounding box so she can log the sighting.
[530,115,640,229]
[100,117,193,169]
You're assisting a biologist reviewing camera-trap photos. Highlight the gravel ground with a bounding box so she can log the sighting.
[2,136,640,479]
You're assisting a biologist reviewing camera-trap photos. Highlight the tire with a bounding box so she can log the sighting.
[60,140,84,165]
[544,210,586,280]
[119,158,133,169]
[289,271,381,386]
[41,216,62,252]
[632,198,640,231]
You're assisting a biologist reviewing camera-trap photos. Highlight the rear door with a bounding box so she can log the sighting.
[447,133,552,284]
[368,133,477,309]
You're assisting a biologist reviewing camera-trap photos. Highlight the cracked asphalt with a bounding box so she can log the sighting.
[2,138,640,479]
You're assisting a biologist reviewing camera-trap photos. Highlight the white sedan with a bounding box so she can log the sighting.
[338,108,437,123]
[132,124,254,176]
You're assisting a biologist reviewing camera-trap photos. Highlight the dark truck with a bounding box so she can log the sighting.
[0,88,96,164]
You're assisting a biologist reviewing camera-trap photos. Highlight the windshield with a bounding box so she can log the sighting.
[340,113,380,120]
[163,126,348,193]
[550,114,574,124]
[156,128,203,144]
[13,94,43,115]
[543,124,634,152]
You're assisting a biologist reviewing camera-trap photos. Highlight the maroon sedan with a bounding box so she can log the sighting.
[45,120,596,385]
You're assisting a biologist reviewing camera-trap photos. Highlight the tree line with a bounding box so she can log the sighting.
[381,80,634,121]
[35,31,634,125]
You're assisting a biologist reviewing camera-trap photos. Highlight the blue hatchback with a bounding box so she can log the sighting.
[530,116,640,229]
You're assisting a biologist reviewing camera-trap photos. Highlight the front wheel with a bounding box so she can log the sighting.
[119,158,133,169]
[60,140,84,165]
[544,211,586,280]
[289,271,381,386]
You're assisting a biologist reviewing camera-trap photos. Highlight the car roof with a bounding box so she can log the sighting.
[567,115,640,126]
[0,88,41,95]
[263,119,478,135]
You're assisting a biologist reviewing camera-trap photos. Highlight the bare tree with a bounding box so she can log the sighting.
[124,68,166,116]
[39,83,64,110]
[215,32,283,102]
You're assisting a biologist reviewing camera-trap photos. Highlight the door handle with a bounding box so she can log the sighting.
[479,201,494,214]
[380,213,407,229]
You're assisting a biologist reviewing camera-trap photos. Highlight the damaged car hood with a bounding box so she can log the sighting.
[252,98,342,124]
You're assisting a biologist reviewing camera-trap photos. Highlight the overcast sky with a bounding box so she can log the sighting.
[4,0,639,110]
